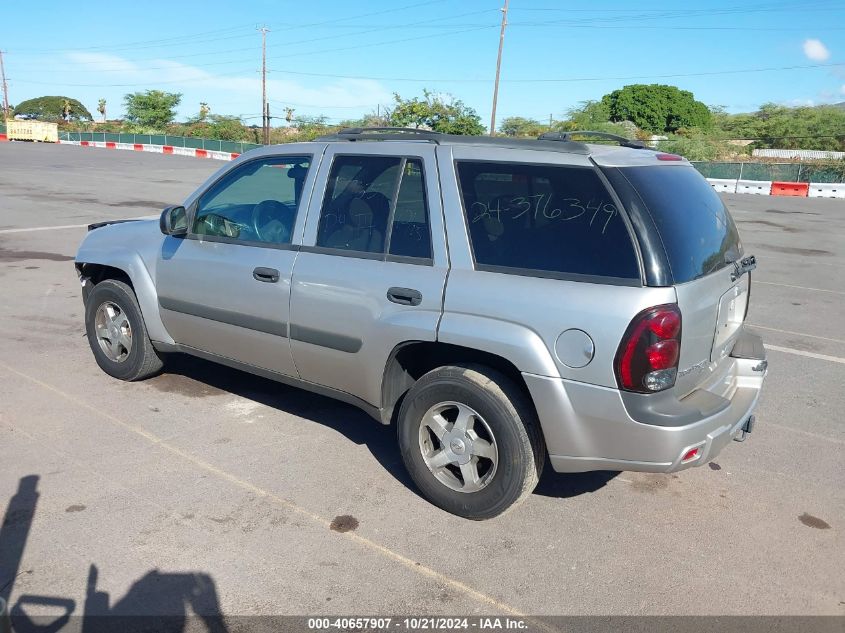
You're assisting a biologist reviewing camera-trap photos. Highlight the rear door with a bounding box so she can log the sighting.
[289,143,448,407]
[603,163,749,397]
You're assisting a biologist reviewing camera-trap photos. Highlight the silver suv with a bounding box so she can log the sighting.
[76,128,767,519]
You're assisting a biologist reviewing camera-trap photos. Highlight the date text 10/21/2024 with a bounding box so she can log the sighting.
[307,617,529,630]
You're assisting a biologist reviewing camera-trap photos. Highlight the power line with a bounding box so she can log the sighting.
[264,61,845,84]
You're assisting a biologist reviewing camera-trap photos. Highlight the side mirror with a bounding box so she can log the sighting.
[160,205,188,237]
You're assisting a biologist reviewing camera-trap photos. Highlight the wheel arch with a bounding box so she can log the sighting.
[380,341,537,426]
[76,253,173,345]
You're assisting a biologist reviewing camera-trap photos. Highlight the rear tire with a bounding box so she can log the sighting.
[84,279,163,381]
[397,364,545,520]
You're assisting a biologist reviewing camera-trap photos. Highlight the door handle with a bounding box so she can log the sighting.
[253,267,280,283]
[387,287,422,306]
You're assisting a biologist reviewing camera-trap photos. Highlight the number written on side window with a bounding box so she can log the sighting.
[456,161,639,280]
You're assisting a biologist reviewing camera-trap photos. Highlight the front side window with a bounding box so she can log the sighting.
[317,155,432,259]
[193,156,311,245]
[456,161,640,280]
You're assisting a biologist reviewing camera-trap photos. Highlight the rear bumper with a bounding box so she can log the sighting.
[525,332,767,473]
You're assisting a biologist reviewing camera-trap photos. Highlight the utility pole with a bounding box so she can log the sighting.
[489,0,509,137]
[258,26,270,144]
[0,51,9,121]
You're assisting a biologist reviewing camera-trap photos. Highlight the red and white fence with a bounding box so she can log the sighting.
[56,139,240,162]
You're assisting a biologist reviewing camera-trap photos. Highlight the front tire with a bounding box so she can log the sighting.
[84,279,163,381]
[397,364,545,520]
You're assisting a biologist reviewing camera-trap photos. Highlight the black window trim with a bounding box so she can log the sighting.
[453,158,644,286]
[313,152,435,264]
[187,153,314,250]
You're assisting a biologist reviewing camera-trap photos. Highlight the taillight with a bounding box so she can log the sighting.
[615,304,682,393]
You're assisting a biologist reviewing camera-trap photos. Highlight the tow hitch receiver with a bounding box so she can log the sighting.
[734,415,755,442]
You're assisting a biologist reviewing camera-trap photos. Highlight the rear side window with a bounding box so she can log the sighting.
[617,166,742,283]
[456,161,640,281]
[317,155,432,260]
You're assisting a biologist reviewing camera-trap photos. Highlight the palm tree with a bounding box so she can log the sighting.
[97,99,106,122]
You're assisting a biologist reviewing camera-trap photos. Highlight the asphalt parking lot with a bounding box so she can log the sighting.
[1,143,843,620]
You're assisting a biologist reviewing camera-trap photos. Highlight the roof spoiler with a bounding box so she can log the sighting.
[538,130,647,149]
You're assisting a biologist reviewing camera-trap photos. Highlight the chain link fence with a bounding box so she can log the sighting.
[689,161,844,183]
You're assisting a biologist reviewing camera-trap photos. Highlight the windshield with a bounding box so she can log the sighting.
[617,165,742,284]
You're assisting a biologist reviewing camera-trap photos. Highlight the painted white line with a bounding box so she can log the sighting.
[0,216,157,235]
[0,223,89,234]
[748,324,845,345]
[764,344,845,365]
[755,280,845,296]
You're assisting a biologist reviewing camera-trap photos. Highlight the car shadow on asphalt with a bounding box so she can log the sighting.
[151,355,619,502]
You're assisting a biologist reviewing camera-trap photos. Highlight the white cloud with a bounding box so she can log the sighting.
[63,51,392,119]
[802,39,830,62]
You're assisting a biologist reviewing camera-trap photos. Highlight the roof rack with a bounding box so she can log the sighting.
[537,130,646,149]
[318,127,444,143]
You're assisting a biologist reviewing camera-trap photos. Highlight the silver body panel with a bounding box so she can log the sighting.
[75,138,766,474]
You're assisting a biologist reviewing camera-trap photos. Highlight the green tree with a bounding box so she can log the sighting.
[97,98,107,122]
[716,103,845,152]
[14,96,92,122]
[601,84,711,134]
[499,116,547,137]
[123,90,182,128]
[559,100,633,136]
[388,90,484,135]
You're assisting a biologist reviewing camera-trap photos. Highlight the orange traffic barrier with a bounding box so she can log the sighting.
[771,181,809,197]
[195,149,208,158]
[230,153,240,160]
[0,133,7,142]
[162,145,174,154]
[133,144,143,151]
[106,141,116,149]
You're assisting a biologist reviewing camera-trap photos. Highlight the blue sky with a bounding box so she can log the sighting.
[3,0,844,128]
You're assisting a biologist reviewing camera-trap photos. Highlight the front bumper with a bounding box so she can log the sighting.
[525,331,767,474]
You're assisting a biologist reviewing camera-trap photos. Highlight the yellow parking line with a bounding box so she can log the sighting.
[0,361,530,620]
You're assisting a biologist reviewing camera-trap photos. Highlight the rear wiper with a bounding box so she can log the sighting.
[730,255,757,281]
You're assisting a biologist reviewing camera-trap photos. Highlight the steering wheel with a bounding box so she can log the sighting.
[252,199,294,242]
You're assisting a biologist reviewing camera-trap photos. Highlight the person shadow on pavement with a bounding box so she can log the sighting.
[1,475,229,633]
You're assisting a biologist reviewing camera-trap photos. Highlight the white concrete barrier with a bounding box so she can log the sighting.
[707,178,737,193]
[736,180,772,196]
[173,146,196,157]
[808,183,845,199]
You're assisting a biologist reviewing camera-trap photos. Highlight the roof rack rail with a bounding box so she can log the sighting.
[318,127,444,143]
[538,130,646,149]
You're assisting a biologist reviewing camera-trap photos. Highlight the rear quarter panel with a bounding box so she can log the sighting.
[435,144,676,386]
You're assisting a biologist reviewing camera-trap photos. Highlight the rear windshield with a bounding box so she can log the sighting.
[617,166,742,283]
[456,161,640,281]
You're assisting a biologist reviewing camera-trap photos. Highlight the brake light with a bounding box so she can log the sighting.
[656,153,683,161]
[615,304,682,393]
